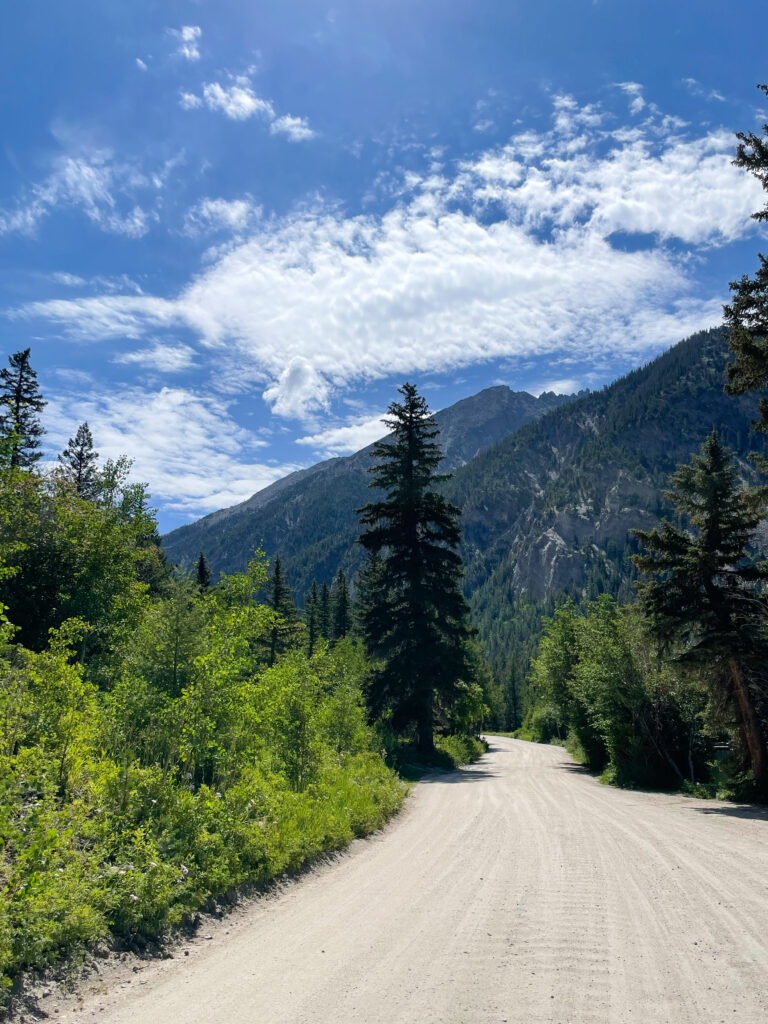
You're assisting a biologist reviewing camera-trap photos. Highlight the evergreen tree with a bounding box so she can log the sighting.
[196,551,212,591]
[356,552,388,646]
[318,581,331,640]
[58,422,99,498]
[357,382,475,752]
[305,580,320,656]
[0,348,46,469]
[266,554,297,665]
[331,567,352,643]
[633,432,768,791]
[725,85,768,433]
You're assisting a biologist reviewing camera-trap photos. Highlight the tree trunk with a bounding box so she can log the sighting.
[728,658,767,791]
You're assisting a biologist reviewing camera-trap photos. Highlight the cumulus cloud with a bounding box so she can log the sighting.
[170,25,201,61]
[262,357,330,418]
[270,115,316,141]
[181,73,315,140]
[295,414,387,456]
[45,385,302,515]
[15,95,765,420]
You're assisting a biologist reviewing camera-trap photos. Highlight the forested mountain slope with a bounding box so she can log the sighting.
[452,327,768,694]
[162,387,572,586]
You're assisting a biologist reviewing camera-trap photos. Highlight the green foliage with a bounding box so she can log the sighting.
[358,383,477,751]
[527,597,711,789]
[634,433,768,792]
[725,84,768,434]
[0,530,404,993]
[0,349,46,470]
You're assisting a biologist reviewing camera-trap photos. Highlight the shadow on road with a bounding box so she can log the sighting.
[419,766,499,784]
[692,804,768,821]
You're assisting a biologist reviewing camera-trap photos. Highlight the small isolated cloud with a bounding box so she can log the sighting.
[170,25,201,61]
[270,115,316,141]
[616,81,645,115]
[184,196,261,235]
[532,378,581,396]
[114,341,197,373]
[262,357,330,419]
[682,78,726,103]
[295,414,387,456]
[202,79,274,121]
[136,58,148,71]
[181,73,315,141]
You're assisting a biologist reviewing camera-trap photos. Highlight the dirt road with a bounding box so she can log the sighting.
[57,738,768,1023]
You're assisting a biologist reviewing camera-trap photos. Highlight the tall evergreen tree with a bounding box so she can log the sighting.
[305,580,320,656]
[331,567,352,643]
[318,581,331,640]
[266,554,298,665]
[196,551,212,591]
[725,84,768,433]
[357,382,474,751]
[58,421,99,498]
[356,552,389,646]
[0,348,46,469]
[634,432,768,791]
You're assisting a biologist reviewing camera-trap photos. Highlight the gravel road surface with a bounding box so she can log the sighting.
[53,737,768,1023]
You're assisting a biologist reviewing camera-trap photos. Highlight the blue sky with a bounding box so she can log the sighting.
[2,1,767,531]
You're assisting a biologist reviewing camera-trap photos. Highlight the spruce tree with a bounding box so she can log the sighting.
[356,552,389,647]
[305,580,320,656]
[331,567,352,643]
[357,382,474,752]
[634,432,768,791]
[725,84,768,432]
[0,348,46,469]
[58,421,99,498]
[266,554,297,665]
[318,581,331,640]
[196,551,212,591]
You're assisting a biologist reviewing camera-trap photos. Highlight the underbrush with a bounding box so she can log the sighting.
[378,730,487,779]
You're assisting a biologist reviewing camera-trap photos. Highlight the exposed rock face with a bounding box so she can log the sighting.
[162,386,572,590]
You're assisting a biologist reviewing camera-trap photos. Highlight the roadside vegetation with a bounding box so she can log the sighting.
[0,358,486,995]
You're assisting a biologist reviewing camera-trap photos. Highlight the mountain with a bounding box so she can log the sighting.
[162,386,574,587]
[448,327,767,702]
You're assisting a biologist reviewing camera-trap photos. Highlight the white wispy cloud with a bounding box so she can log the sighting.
[682,78,726,103]
[113,341,197,372]
[616,81,646,115]
[45,385,303,516]
[180,73,315,140]
[14,95,764,420]
[0,149,180,238]
[136,58,148,71]
[170,25,202,61]
[183,196,262,235]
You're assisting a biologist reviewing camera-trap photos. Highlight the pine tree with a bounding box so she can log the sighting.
[331,567,352,643]
[196,551,212,591]
[266,554,297,665]
[318,581,331,640]
[58,421,99,498]
[725,84,768,433]
[305,580,320,656]
[0,348,46,469]
[634,432,768,791]
[357,382,475,752]
[356,552,389,647]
